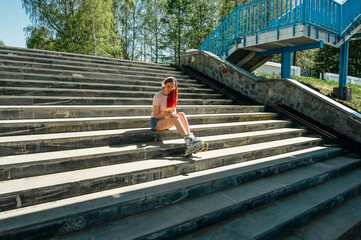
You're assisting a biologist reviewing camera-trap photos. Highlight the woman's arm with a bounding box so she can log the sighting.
[152,105,172,119]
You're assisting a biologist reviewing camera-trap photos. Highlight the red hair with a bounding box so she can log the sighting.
[163,78,178,110]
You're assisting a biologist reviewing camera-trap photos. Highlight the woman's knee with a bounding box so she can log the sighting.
[177,112,186,118]
[170,115,181,124]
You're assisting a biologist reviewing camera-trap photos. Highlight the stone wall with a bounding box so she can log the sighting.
[181,50,361,144]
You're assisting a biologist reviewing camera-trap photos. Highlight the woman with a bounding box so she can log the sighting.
[150,76,208,156]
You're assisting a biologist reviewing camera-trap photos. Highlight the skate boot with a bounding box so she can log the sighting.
[184,132,208,157]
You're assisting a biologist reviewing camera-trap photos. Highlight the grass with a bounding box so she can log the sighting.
[254,72,361,113]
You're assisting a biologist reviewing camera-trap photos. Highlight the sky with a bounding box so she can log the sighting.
[0,0,345,49]
[0,0,32,48]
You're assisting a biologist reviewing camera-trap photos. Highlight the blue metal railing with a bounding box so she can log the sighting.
[340,0,361,35]
[201,0,360,56]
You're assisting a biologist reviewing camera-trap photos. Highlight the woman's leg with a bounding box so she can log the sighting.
[175,112,190,134]
[155,116,187,137]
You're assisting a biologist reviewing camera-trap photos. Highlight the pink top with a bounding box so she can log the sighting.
[151,90,176,118]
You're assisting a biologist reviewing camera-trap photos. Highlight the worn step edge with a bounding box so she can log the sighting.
[0,53,175,71]
[0,112,277,127]
[0,55,177,72]
[2,147,350,240]
[0,120,292,156]
[0,71,203,87]
[279,192,361,240]
[0,47,173,68]
[0,65,190,80]
[0,86,223,99]
[0,59,181,76]
[0,146,342,240]
[0,105,265,120]
[179,160,361,240]
[0,128,305,180]
[0,79,214,93]
[0,119,291,145]
[0,96,233,106]
[0,112,278,136]
[0,137,321,211]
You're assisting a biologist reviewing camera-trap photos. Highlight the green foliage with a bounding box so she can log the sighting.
[271,49,317,69]
[348,39,361,78]
[25,26,54,50]
[254,72,361,113]
[312,45,340,78]
[23,0,120,57]
[0,40,5,47]
[21,0,358,69]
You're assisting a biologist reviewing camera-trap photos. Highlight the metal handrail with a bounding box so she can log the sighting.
[201,0,360,56]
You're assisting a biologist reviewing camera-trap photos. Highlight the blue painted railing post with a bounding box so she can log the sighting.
[235,7,239,37]
[281,52,292,78]
[339,40,349,99]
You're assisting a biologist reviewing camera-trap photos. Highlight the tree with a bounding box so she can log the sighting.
[76,0,118,56]
[186,0,218,49]
[22,0,119,57]
[164,0,191,64]
[113,0,137,59]
[0,40,5,47]
[25,26,54,50]
[312,45,339,78]
[141,0,167,63]
[349,39,361,77]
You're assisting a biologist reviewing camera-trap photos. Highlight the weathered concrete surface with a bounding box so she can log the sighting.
[180,50,361,144]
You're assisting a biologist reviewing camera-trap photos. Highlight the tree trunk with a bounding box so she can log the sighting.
[92,19,97,56]
[132,9,136,60]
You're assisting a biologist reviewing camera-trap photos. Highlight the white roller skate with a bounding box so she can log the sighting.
[184,132,208,157]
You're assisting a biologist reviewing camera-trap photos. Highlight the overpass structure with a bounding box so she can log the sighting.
[201,0,361,98]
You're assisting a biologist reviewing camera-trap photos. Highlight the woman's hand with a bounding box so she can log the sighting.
[163,111,173,118]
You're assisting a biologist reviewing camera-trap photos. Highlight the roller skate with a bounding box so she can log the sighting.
[184,132,208,157]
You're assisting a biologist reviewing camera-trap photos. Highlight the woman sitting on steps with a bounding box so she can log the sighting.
[150,76,208,156]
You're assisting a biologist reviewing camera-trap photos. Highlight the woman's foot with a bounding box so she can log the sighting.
[184,132,208,157]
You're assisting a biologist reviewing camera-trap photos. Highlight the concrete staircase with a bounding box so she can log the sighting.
[0,46,360,240]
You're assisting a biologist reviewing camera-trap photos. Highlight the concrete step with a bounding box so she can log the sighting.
[0,105,265,120]
[0,128,306,180]
[0,147,341,240]
[0,65,190,81]
[0,137,322,212]
[179,157,361,240]
[0,86,223,99]
[280,194,361,240]
[0,119,292,156]
[0,112,278,136]
[0,79,214,93]
[0,47,174,70]
[0,53,176,72]
[0,95,233,106]
[0,71,204,87]
[0,59,184,78]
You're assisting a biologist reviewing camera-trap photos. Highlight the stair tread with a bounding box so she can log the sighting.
[0,112,276,124]
[0,78,213,91]
[57,156,361,240]
[0,120,290,143]
[0,95,227,100]
[1,86,219,95]
[280,194,361,240]
[0,137,321,196]
[180,160,361,240]
[0,58,179,72]
[0,128,304,167]
[0,71,202,86]
[0,104,263,110]
[0,146,342,231]
[0,65,189,79]
[0,47,173,67]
